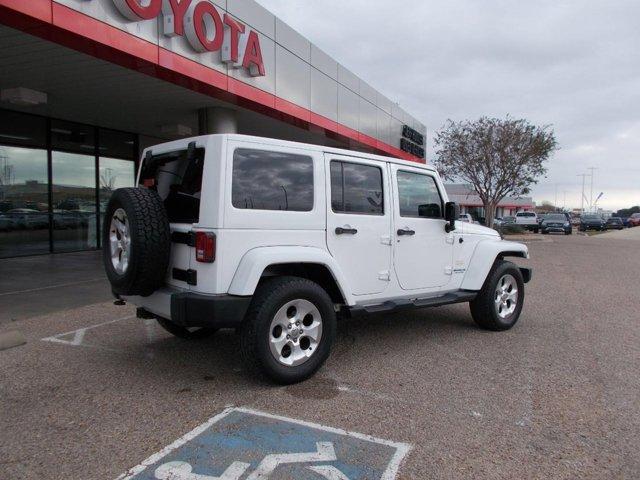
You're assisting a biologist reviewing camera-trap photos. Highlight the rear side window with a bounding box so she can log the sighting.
[330,161,383,215]
[232,149,314,211]
[139,147,205,223]
[397,171,443,218]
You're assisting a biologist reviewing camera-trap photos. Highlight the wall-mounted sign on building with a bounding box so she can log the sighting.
[400,124,425,158]
[109,0,265,76]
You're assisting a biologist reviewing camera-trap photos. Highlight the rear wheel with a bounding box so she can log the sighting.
[156,317,218,340]
[239,276,336,384]
[470,260,525,331]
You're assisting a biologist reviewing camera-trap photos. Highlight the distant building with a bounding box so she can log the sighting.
[444,184,535,220]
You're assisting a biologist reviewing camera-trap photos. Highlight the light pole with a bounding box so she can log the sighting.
[577,174,589,214]
[587,167,597,213]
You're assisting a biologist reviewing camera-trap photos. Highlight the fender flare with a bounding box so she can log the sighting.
[460,239,529,291]
[227,246,355,305]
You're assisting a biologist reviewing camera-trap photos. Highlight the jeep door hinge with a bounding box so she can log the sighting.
[444,266,453,275]
[380,235,392,246]
[171,231,195,247]
[445,235,455,245]
[378,270,391,281]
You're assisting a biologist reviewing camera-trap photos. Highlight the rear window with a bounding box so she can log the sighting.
[139,147,204,223]
[517,212,535,217]
[232,148,314,212]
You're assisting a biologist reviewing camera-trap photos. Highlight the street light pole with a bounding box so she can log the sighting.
[577,174,589,214]
[587,167,597,213]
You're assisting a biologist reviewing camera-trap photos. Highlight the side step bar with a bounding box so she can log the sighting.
[349,291,477,316]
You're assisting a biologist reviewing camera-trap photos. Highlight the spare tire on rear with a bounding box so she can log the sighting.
[103,188,171,297]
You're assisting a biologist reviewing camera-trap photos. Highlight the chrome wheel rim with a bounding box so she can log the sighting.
[494,274,518,319]
[268,299,323,367]
[109,208,131,275]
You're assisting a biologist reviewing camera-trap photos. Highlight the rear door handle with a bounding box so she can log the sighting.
[335,227,358,235]
[397,228,415,236]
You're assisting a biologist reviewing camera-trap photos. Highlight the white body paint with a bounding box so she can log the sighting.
[126,134,529,320]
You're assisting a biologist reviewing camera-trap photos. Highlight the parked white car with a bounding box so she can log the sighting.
[459,213,475,223]
[515,211,539,232]
[104,135,531,383]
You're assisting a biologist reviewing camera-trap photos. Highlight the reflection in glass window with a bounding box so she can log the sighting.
[330,161,383,215]
[397,171,443,218]
[51,120,95,154]
[232,149,313,212]
[52,151,97,252]
[99,157,135,233]
[99,129,135,160]
[0,146,49,258]
[0,109,47,147]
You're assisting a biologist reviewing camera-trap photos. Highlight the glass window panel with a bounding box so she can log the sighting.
[99,129,135,160]
[232,149,314,212]
[51,151,97,252]
[330,161,383,215]
[397,171,443,218]
[51,120,95,154]
[0,109,46,147]
[99,157,135,233]
[0,146,49,257]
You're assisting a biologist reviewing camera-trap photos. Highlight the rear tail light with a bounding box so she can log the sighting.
[195,231,216,263]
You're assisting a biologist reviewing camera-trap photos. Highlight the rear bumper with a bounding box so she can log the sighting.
[124,288,252,329]
[170,292,252,328]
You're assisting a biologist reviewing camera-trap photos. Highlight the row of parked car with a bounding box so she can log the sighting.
[0,208,93,232]
[486,211,640,234]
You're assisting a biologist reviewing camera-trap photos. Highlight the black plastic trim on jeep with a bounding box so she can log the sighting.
[169,292,252,329]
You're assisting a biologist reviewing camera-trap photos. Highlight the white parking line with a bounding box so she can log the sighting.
[41,315,135,346]
[0,277,104,297]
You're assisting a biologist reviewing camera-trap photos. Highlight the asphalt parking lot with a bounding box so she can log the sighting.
[1,230,639,479]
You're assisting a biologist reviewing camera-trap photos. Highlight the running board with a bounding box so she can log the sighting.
[349,291,477,316]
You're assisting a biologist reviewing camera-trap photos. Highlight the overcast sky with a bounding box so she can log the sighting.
[257,0,639,211]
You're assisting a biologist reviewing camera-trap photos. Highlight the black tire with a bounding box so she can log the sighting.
[102,188,171,297]
[156,317,218,340]
[533,227,539,233]
[470,260,525,331]
[239,276,336,384]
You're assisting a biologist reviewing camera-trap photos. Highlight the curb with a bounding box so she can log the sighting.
[0,330,27,351]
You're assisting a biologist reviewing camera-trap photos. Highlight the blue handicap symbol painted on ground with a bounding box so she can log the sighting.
[119,407,410,480]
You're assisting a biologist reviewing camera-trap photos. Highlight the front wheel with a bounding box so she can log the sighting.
[239,277,336,384]
[470,260,525,331]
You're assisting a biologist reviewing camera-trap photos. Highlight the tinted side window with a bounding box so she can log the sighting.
[397,171,443,218]
[232,149,313,211]
[330,161,383,215]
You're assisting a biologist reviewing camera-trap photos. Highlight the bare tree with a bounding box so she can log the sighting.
[433,116,557,227]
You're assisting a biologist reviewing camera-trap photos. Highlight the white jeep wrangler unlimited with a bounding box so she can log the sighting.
[104,134,531,384]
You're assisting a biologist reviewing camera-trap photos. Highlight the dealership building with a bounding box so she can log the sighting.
[0,0,426,259]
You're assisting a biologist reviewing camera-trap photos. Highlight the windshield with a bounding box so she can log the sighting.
[547,214,566,221]
[517,212,535,217]
[583,215,600,220]
[139,147,205,223]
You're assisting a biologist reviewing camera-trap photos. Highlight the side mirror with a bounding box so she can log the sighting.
[444,202,459,233]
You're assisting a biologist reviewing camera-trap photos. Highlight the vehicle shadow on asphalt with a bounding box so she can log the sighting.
[95,305,480,393]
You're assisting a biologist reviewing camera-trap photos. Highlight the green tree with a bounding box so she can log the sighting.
[433,116,557,227]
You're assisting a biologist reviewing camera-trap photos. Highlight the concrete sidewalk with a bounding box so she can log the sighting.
[0,250,112,324]
[592,226,640,241]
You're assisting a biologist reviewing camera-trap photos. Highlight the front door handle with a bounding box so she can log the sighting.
[397,228,416,236]
[335,226,358,235]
